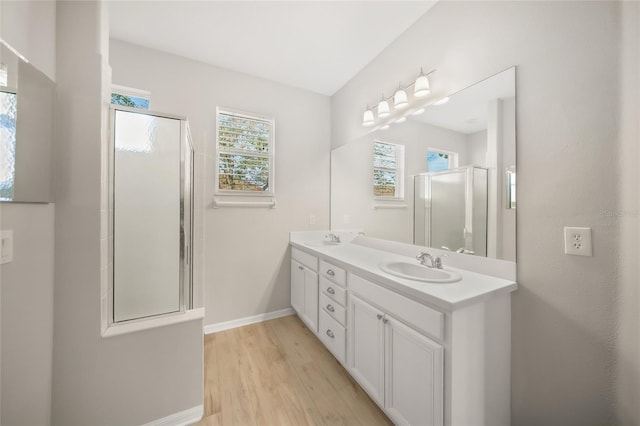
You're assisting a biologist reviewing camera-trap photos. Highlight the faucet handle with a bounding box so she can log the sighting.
[434,254,448,269]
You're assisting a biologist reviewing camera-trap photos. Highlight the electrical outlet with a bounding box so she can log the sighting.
[1,230,14,264]
[343,214,350,225]
[564,227,592,256]
[309,214,316,225]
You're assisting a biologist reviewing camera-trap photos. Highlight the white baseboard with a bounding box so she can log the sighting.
[141,405,203,426]
[204,307,295,334]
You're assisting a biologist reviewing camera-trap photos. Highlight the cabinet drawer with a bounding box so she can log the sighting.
[319,310,346,365]
[320,292,346,326]
[320,276,346,307]
[292,247,318,272]
[350,274,444,341]
[319,260,346,287]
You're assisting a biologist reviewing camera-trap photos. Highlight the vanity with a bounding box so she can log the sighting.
[290,232,517,426]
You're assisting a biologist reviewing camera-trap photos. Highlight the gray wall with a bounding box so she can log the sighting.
[332,2,633,424]
[51,3,203,425]
[0,1,56,425]
[109,39,332,327]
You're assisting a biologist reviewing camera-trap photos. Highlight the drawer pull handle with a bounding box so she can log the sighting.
[377,314,383,320]
[326,304,335,312]
[326,329,335,338]
[327,269,335,276]
[298,266,304,270]
[327,287,335,295]
[382,318,389,324]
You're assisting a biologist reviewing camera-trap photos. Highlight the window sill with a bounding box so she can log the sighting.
[213,196,276,208]
[102,307,205,338]
[373,202,408,209]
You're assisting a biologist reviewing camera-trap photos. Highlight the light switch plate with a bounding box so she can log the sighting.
[564,227,592,256]
[1,230,14,264]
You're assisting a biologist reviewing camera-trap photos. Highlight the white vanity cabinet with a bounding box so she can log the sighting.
[291,248,319,333]
[289,238,514,426]
[349,276,444,426]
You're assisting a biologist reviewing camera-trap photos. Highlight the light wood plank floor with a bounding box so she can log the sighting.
[194,314,392,426]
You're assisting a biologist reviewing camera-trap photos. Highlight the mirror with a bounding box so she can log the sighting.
[0,43,55,203]
[331,67,516,261]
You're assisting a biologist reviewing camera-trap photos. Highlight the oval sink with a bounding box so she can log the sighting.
[379,261,461,283]
[304,241,341,247]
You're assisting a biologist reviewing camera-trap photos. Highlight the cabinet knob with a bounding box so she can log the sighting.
[326,329,335,338]
[327,269,335,277]
[327,287,335,295]
[382,318,389,324]
[298,266,303,270]
[376,314,383,320]
[326,304,335,312]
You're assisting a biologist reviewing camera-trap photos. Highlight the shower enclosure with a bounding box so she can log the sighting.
[414,166,488,256]
[110,107,193,323]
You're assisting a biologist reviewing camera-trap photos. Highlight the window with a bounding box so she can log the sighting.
[111,85,150,110]
[216,108,274,195]
[373,140,404,199]
[427,149,458,172]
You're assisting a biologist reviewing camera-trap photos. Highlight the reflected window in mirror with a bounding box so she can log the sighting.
[373,140,405,199]
[427,149,458,173]
[111,84,150,110]
[0,89,17,201]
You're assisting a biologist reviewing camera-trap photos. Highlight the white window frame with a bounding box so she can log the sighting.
[111,84,151,109]
[373,139,405,201]
[215,107,275,197]
[426,147,459,172]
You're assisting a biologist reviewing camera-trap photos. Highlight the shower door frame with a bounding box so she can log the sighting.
[108,105,193,327]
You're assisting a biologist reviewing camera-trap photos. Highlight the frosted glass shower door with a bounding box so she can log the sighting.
[430,170,466,252]
[113,109,183,322]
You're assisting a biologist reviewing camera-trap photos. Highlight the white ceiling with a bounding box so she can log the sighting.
[109,1,437,96]
[410,68,516,134]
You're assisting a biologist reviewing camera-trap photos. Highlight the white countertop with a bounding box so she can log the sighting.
[290,238,517,311]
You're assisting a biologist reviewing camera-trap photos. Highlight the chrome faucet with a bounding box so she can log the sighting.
[416,252,435,268]
[326,233,341,243]
[416,252,446,269]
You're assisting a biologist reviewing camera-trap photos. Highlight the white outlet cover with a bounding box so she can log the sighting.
[564,227,592,256]
[1,230,14,264]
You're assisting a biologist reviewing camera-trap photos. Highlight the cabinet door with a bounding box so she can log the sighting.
[302,268,318,332]
[290,259,305,316]
[385,316,444,426]
[348,294,385,405]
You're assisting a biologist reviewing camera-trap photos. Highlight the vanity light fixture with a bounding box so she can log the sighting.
[414,68,431,97]
[360,68,437,127]
[362,105,375,127]
[377,94,390,118]
[393,84,409,109]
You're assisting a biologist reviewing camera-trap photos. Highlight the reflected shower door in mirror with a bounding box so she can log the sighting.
[111,107,193,323]
[415,167,488,257]
[331,67,516,261]
[0,43,55,203]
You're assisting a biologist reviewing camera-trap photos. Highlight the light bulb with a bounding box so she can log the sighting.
[362,107,375,127]
[394,87,408,109]
[377,97,390,118]
[414,74,431,97]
